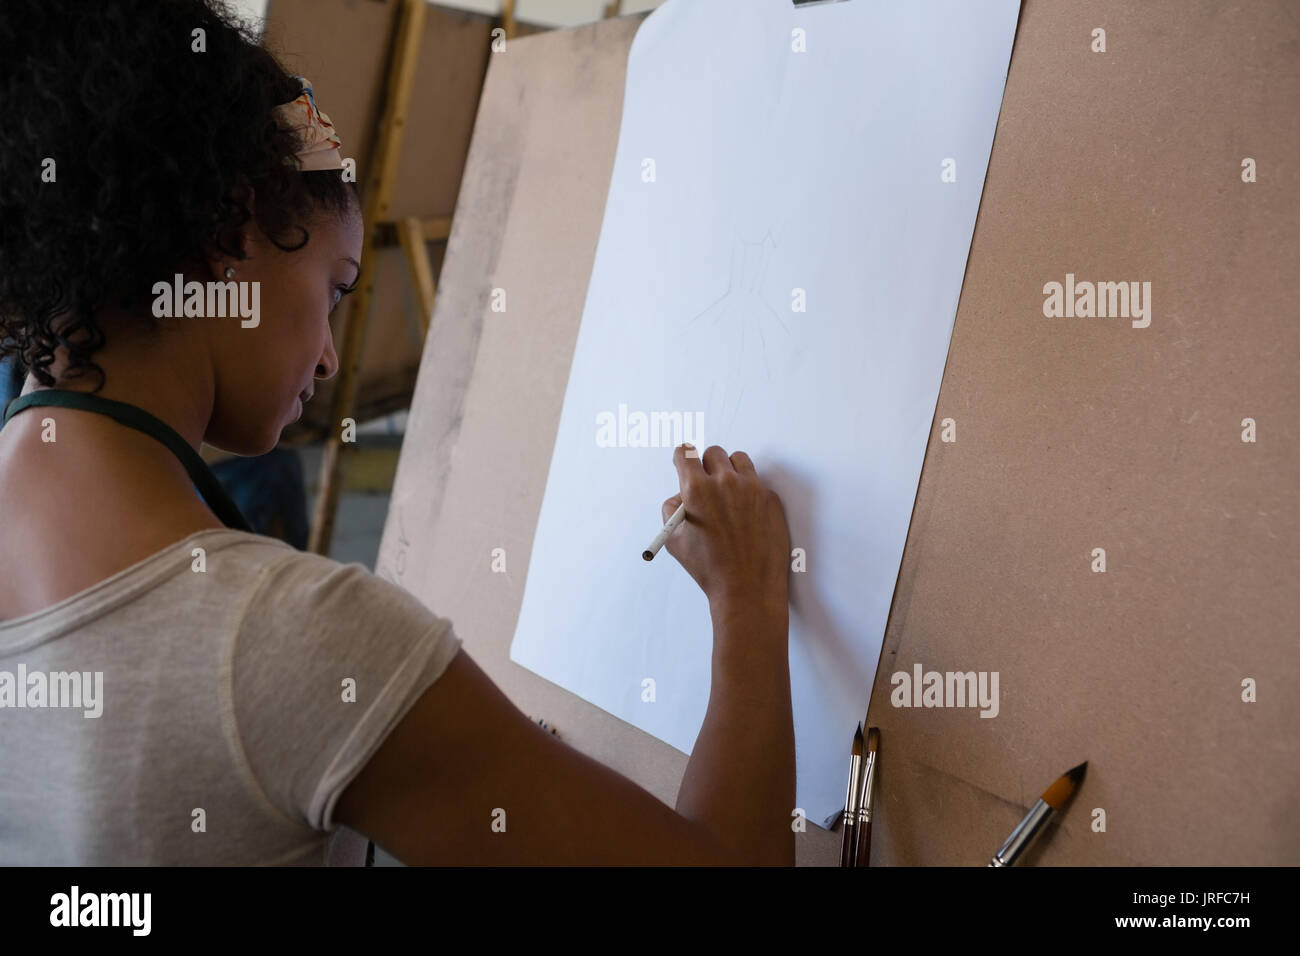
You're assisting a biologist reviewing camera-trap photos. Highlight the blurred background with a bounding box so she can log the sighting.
[234,0,665,30]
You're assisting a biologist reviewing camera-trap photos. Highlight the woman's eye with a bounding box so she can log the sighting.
[332,280,358,312]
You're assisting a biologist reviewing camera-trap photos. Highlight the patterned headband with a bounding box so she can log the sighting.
[272,77,344,172]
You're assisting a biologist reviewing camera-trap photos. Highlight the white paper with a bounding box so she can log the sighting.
[509,0,1020,829]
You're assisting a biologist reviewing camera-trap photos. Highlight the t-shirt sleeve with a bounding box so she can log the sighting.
[229,550,463,832]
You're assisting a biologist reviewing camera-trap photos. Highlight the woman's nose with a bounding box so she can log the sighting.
[316,336,339,380]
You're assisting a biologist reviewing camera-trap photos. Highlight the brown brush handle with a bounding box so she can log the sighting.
[855,818,872,867]
[840,818,857,867]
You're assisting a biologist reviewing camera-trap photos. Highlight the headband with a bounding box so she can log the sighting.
[272,77,344,172]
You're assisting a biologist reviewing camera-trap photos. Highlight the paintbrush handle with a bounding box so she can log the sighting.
[839,815,857,867]
[855,817,872,867]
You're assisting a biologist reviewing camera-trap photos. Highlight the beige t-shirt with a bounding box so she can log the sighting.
[0,528,462,865]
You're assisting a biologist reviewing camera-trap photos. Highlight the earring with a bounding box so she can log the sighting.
[224,266,236,279]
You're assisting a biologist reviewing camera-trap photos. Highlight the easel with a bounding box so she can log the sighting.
[305,0,422,554]
[308,0,627,555]
[371,0,1299,865]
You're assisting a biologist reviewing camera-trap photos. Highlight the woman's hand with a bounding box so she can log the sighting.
[661,442,791,611]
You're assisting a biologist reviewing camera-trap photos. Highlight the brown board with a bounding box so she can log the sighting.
[378,1,1299,865]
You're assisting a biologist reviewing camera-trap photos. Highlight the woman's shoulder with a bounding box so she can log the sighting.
[231,540,451,639]
[224,534,462,834]
[0,512,229,622]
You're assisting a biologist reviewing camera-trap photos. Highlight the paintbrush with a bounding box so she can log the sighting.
[853,726,879,866]
[988,761,1087,866]
[839,723,863,867]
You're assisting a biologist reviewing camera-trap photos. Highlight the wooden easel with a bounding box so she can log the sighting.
[307,0,433,555]
[307,0,627,555]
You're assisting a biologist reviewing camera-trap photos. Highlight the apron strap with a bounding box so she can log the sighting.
[4,389,253,533]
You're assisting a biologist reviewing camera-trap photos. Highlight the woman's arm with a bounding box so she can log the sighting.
[335,444,794,865]
[334,615,791,865]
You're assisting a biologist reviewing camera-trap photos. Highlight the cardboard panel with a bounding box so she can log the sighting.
[865,0,1299,865]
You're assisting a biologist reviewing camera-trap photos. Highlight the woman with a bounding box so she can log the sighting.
[0,0,794,865]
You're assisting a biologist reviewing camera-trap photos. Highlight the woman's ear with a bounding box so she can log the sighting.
[202,182,257,282]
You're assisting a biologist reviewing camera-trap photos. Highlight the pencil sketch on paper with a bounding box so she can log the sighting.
[685,223,792,437]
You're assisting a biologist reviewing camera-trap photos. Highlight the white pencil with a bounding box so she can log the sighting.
[642,502,687,561]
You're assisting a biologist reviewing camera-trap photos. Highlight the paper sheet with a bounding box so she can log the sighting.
[509,0,1020,828]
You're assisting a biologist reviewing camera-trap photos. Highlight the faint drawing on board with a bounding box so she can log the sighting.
[685,220,793,438]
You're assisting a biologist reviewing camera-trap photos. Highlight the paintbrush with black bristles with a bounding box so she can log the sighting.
[854,726,879,866]
[840,723,863,867]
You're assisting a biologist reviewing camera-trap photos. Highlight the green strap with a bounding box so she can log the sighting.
[3,389,253,533]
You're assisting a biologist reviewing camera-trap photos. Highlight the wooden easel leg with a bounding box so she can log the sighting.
[308,0,427,556]
[397,216,437,337]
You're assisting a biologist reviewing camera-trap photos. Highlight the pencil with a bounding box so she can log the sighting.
[642,501,686,560]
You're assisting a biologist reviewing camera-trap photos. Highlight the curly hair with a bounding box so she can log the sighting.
[0,0,359,392]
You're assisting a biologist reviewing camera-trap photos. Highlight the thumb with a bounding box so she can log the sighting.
[662,494,683,523]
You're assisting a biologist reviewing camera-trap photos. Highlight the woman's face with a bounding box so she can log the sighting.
[203,198,363,456]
